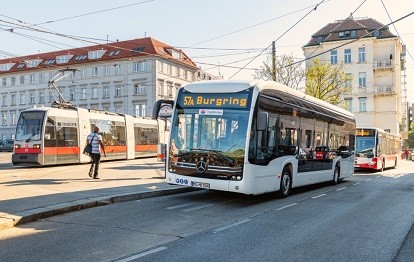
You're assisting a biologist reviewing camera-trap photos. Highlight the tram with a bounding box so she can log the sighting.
[12,103,158,166]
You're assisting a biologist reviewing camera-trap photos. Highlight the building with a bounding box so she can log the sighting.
[0,37,218,140]
[303,17,406,135]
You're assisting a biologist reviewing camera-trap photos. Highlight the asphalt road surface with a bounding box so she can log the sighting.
[0,160,413,262]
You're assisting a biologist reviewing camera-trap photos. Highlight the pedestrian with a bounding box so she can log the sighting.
[404,148,409,160]
[86,126,106,179]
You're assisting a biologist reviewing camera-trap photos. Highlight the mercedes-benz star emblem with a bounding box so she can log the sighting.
[196,161,207,174]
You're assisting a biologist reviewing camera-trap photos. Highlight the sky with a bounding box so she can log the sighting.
[1,0,413,102]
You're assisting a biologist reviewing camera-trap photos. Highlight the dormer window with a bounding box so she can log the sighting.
[171,50,182,60]
[56,55,73,64]
[88,50,106,59]
[338,30,357,39]
[316,36,323,43]
[109,50,121,56]
[28,60,39,67]
[373,30,380,37]
[0,63,14,71]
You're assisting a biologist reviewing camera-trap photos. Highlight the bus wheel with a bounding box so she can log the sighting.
[332,165,340,185]
[278,168,291,198]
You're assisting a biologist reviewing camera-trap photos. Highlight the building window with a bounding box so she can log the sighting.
[92,67,98,76]
[81,88,86,99]
[1,112,6,125]
[133,61,147,72]
[316,36,323,43]
[158,61,164,73]
[358,72,366,87]
[171,50,182,60]
[20,75,25,85]
[39,73,45,83]
[30,93,35,104]
[104,65,109,75]
[134,83,145,95]
[135,104,146,117]
[20,93,25,105]
[56,55,71,64]
[344,98,352,112]
[167,83,173,97]
[103,87,109,98]
[2,95,6,106]
[11,77,16,86]
[114,64,121,75]
[351,30,357,38]
[358,47,365,62]
[344,49,351,64]
[81,68,87,78]
[158,80,165,96]
[167,64,172,75]
[92,87,98,99]
[49,72,54,80]
[358,97,367,112]
[70,89,75,101]
[39,92,45,103]
[11,111,16,125]
[373,31,380,37]
[330,50,337,64]
[29,74,35,84]
[11,94,16,106]
[2,78,6,87]
[115,85,122,97]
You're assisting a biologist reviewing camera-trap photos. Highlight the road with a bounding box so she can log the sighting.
[0,158,413,262]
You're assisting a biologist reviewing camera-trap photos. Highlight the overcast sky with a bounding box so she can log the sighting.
[1,0,413,101]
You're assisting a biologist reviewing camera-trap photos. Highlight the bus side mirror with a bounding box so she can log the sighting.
[257,112,268,131]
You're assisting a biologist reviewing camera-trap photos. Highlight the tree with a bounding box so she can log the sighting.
[254,54,305,91]
[403,123,414,149]
[305,59,352,106]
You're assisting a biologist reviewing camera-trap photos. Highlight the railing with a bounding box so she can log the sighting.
[373,60,393,68]
[375,85,394,95]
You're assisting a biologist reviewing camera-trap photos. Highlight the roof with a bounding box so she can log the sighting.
[0,37,198,75]
[305,17,396,47]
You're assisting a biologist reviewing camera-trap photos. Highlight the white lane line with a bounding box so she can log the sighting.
[312,194,326,199]
[213,219,251,233]
[182,204,215,212]
[116,247,167,262]
[353,182,361,185]
[375,176,381,178]
[336,187,347,191]
[276,203,298,210]
[166,203,194,210]
[366,178,372,181]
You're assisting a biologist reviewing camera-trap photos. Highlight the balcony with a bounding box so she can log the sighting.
[375,85,395,96]
[373,60,393,70]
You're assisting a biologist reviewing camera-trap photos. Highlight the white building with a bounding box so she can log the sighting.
[0,37,218,140]
[303,17,405,135]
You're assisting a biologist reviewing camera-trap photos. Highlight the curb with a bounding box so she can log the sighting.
[0,186,194,231]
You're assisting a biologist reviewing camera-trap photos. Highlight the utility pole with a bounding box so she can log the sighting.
[272,41,276,81]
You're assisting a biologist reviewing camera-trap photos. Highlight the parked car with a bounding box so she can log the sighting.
[0,139,14,152]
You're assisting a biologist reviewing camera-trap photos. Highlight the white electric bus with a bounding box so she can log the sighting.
[166,80,356,196]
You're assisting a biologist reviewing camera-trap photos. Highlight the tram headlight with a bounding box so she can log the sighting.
[14,144,21,149]
[33,144,41,149]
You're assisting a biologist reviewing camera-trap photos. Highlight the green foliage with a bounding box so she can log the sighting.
[305,59,352,106]
[254,54,305,91]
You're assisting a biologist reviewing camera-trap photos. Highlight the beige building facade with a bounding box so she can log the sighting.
[0,37,218,140]
[303,17,405,135]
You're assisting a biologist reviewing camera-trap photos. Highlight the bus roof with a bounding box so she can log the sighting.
[181,80,355,121]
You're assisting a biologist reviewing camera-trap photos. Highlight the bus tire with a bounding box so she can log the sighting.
[332,165,340,185]
[277,167,292,198]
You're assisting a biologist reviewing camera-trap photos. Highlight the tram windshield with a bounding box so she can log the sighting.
[15,112,45,142]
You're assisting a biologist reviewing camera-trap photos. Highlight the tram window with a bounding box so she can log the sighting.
[45,118,56,147]
[115,126,126,145]
[56,125,78,147]
[135,127,158,145]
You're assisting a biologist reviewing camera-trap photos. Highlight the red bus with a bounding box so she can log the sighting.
[354,127,400,171]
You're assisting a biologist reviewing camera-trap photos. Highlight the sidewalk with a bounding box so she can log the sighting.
[0,153,192,231]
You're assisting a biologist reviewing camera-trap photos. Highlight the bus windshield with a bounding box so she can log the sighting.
[170,108,249,159]
[15,112,45,142]
[355,136,375,155]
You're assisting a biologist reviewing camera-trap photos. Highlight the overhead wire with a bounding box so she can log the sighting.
[229,0,326,79]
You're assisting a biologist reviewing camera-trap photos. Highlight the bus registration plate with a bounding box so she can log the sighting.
[191,181,210,189]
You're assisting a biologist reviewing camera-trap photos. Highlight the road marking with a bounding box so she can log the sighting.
[353,182,361,185]
[166,203,194,210]
[312,194,326,199]
[375,176,381,178]
[366,178,372,181]
[182,203,215,212]
[213,219,251,233]
[393,173,406,179]
[336,187,347,191]
[276,203,298,210]
[116,247,167,261]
